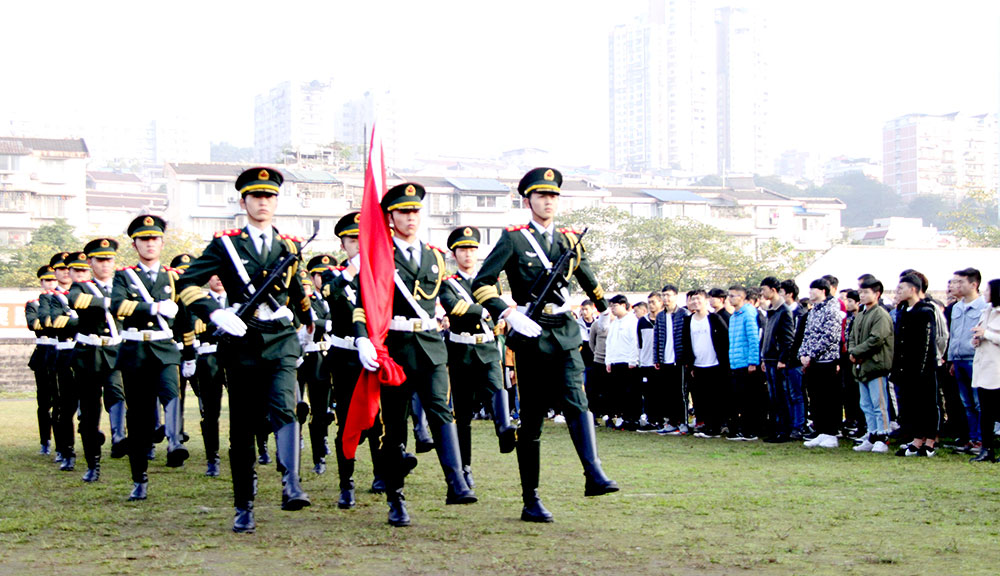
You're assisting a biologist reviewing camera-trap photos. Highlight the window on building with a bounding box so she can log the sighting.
[199,181,228,206]
[0,191,27,212]
[34,195,64,218]
[0,155,21,171]
[476,195,497,208]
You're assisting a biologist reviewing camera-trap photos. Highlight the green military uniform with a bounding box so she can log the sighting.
[175,167,312,533]
[66,242,127,482]
[471,167,618,522]
[320,212,384,508]
[353,182,476,527]
[26,265,57,455]
[171,253,197,452]
[112,215,190,500]
[185,283,228,477]
[440,226,517,489]
[43,252,79,472]
[300,258,335,475]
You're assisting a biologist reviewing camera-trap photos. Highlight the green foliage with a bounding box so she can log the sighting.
[561,207,809,292]
[0,219,80,287]
[943,188,1000,246]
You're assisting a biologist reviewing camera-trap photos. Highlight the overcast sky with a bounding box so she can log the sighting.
[4,0,999,168]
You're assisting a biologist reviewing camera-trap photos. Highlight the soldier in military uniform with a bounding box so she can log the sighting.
[472,168,619,522]
[300,255,335,475]
[66,241,126,482]
[26,265,59,456]
[439,226,517,489]
[184,272,229,477]
[172,253,197,448]
[320,212,386,509]
[176,167,313,534]
[112,215,190,501]
[353,182,477,527]
[41,251,79,471]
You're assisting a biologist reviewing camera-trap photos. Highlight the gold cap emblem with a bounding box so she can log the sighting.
[143,216,154,226]
[321,256,330,264]
[543,169,555,181]
[77,253,86,261]
[100,239,109,247]
[354,214,361,223]
[405,184,416,196]
[463,227,473,237]
[61,252,69,259]
[181,255,190,263]
[259,169,269,180]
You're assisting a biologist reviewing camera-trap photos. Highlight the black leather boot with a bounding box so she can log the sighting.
[567,410,619,497]
[492,388,518,453]
[412,394,435,453]
[296,401,310,426]
[233,502,256,534]
[517,438,552,522]
[433,423,477,505]
[970,447,995,463]
[387,487,410,527]
[109,402,128,459]
[257,431,271,465]
[310,420,328,475]
[60,455,75,472]
[82,455,100,483]
[164,398,189,468]
[128,473,148,501]
[335,438,356,508]
[275,422,311,511]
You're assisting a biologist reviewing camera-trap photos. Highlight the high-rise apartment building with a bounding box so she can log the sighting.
[716,6,770,176]
[883,112,999,200]
[254,79,338,163]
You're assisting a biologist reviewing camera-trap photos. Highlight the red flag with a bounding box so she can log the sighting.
[342,122,406,459]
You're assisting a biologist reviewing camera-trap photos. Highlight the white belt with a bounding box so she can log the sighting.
[330,335,357,350]
[75,334,122,347]
[449,331,495,345]
[389,317,438,332]
[36,336,56,346]
[56,339,77,350]
[303,341,331,354]
[196,343,218,355]
[121,329,174,342]
[516,303,572,316]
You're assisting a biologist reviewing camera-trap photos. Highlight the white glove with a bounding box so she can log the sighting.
[155,299,178,319]
[503,309,542,338]
[296,356,305,368]
[297,325,312,349]
[356,337,380,372]
[271,305,294,323]
[181,360,197,378]
[68,310,79,319]
[210,308,247,337]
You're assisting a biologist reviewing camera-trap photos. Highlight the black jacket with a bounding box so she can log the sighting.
[680,312,729,370]
[892,298,937,382]
[761,303,795,364]
[787,305,809,368]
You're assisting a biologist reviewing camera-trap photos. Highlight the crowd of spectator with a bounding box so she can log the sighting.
[573,268,1000,462]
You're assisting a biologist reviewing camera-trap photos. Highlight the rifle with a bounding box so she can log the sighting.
[214,229,318,337]
[506,227,588,348]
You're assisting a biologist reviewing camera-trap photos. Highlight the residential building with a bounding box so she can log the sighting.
[254,79,339,164]
[85,171,164,236]
[716,5,770,175]
[849,217,961,249]
[0,137,89,246]
[882,112,999,200]
[823,156,881,183]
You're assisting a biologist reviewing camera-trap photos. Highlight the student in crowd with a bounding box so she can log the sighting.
[708,288,732,324]
[848,278,894,454]
[781,280,808,438]
[760,277,795,443]
[970,278,1000,463]
[949,268,987,454]
[681,290,729,438]
[727,285,761,441]
[588,302,611,424]
[799,278,843,449]
[654,284,688,435]
[605,294,639,430]
[893,273,941,457]
[634,300,658,431]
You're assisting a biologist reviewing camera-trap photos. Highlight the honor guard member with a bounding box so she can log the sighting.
[440,226,518,489]
[300,255,335,475]
[67,243,127,482]
[320,212,386,508]
[112,215,190,501]
[184,273,229,477]
[353,182,477,528]
[44,251,79,471]
[472,168,619,523]
[171,254,197,446]
[175,167,313,534]
[26,265,59,456]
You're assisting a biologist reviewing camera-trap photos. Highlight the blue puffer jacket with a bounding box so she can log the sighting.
[728,304,761,369]
[654,307,687,365]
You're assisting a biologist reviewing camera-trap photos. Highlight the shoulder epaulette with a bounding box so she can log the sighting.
[427,244,445,254]
[334,266,346,271]
[214,229,242,238]
[445,274,459,281]
[557,227,580,235]
[125,265,139,270]
[506,224,529,232]
[27,299,38,304]
[83,280,94,283]
[278,233,302,243]
[164,267,178,274]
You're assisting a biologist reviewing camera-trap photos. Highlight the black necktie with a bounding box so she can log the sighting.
[259,233,270,262]
[540,230,552,254]
[407,246,419,275]
[146,269,155,284]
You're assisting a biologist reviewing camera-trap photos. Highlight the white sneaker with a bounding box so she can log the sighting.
[803,434,825,448]
[818,435,839,449]
[871,441,889,453]
[853,439,874,452]
[553,414,566,424]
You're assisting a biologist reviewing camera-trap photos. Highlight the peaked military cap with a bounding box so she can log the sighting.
[517,167,563,197]
[37,266,56,280]
[447,226,481,251]
[128,214,166,239]
[66,251,90,270]
[49,252,70,269]
[335,211,361,237]
[381,182,425,212]
[170,253,195,270]
[84,238,119,258]
[236,167,283,196]
[307,254,335,274]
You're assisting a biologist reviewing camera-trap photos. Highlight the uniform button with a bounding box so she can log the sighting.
[147,322,154,327]
[104,329,110,334]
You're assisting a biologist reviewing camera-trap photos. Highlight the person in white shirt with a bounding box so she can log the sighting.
[605,294,639,429]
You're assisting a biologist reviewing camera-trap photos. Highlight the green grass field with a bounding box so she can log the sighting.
[1,395,999,575]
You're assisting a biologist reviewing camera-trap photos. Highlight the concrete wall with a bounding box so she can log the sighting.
[0,338,36,393]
